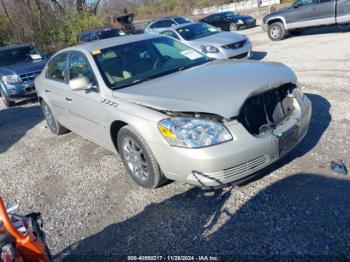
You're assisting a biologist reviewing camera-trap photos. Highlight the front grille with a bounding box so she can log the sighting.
[19,70,41,82]
[24,86,35,93]
[229,52,249,59]
[190,154,271,185]
[223,155,270,178]
[224,40,246,49]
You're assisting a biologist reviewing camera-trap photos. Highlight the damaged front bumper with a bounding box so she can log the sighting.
[149,86,312,187]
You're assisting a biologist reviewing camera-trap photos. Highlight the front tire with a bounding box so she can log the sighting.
[0,89,15,107]
[117,125,168,189]
[268,22,286,41]
[41,100,69,135]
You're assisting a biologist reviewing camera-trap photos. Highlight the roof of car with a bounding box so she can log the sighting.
[0,43,33,51]
[149,16,186,23]
[166,22,200,30]
[62,34,160,53]
[80,27,120,34]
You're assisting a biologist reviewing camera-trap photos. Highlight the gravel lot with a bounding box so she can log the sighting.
[0,25,350,259]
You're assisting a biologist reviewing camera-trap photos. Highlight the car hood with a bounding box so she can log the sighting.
[264,7,291,21]
[113,60,297,119]
[0,59,47,76]
[188,31,246,47]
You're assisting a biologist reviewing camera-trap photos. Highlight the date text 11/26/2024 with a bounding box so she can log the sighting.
[127,256,219,261]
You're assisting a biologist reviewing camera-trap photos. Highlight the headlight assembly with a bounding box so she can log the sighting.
[200,45,219,54]
[237,19,244,25]
[2,74,22,84]
[158,117,233,148]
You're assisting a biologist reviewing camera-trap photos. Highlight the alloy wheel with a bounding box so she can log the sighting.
[122,137,150,181]
[270,26,281,39]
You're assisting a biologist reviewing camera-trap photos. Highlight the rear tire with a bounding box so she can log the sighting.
[41,100,69,135]
[229,23,238,31]
[268,22,286,41]
[117,125,168,189]
[0,89,15,107]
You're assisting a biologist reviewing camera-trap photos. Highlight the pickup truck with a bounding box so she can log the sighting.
[262,0,350,40]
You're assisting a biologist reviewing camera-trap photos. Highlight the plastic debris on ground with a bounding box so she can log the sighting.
[330,160,348,175]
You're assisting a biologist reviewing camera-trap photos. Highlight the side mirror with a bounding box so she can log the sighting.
[69,76,92,91]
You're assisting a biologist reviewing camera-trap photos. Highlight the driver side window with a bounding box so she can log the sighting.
[68,52,95,83]
[296,0,318,6]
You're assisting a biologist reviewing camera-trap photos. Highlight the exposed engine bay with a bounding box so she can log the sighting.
[238,83,301,136]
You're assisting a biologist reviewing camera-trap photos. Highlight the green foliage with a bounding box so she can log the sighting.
[33,12,105,52]
[0,16,14,45]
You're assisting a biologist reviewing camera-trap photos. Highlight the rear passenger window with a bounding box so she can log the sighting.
[160,30,180,40]
[47,53,68,81]
[151,20,176,28]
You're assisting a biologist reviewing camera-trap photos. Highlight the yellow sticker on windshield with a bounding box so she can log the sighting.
[91,49,101,55]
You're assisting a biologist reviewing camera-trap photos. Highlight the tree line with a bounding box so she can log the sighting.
[0,0,237,52]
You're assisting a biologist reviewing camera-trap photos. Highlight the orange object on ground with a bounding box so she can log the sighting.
[0,197,51,262]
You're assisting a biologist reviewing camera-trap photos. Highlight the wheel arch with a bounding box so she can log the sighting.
[110,120,128,153]
[267,17,288,29]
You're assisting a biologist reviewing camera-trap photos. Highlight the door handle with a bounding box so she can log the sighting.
[65,97,72,102]
[44,89,50,93]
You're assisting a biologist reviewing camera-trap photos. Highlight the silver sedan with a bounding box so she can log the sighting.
[158,22,252,60]
[35,34,311,189]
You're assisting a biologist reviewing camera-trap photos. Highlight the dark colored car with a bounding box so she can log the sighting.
[79,28,126,44]
[262,0,350,41]
[0,44,47,107]
[199,11,256,31]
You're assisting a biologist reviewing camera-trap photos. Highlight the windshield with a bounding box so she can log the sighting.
[225,12,240,17]
[98,29,126,39]
[176,23,220,41]
[174,17,192,24]
[93,37,212,90]
[0,46,43,67]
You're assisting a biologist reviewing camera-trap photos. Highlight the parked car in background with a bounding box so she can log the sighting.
[159,22,252,59]
[199,11,256,31]
[262,0,350,40]
[0,43,47,107]
[144,16,193,33]
[36,34,311,189]
[79,28,126,43]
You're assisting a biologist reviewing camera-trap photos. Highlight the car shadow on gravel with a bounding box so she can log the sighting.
[249,51,267,60]
[289,25,350,39]
[56,173,350,259]
[0,104,43,154]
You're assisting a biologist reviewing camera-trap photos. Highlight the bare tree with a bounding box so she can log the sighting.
[0,0,18,41]
[77,0,85,13]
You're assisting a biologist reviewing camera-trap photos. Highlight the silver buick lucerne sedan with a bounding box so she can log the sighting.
[35,34,311,189]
